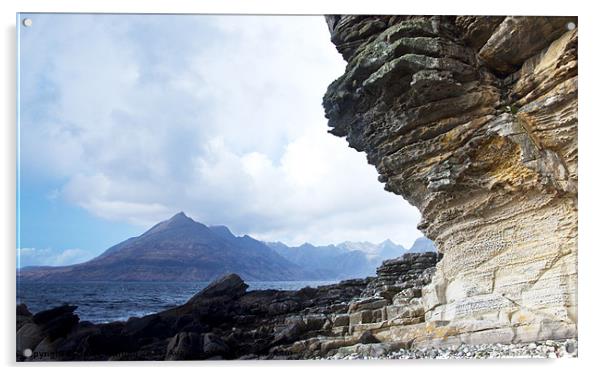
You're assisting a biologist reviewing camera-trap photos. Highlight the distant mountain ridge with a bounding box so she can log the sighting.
[408,236,437,253]
[18,213,436,282]
[19,213,311,282]
[265,237,435,280]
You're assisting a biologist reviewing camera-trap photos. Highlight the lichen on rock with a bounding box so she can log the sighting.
[323,15,577,346]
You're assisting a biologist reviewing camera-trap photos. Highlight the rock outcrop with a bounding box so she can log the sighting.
[323,15,577,346]
[16,253,442,361]
[17,273,372,360]
[291,252,441,357]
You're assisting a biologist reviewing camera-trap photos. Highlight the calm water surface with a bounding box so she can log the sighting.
[17,280,337,323]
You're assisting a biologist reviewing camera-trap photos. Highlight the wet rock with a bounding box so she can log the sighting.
[17,304,32,317]
[189,273,248,301]
[32,305,77,325]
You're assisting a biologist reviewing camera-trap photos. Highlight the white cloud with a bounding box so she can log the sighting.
[183,129,422,246]
[20,14,423,248]
[18,248,96,267]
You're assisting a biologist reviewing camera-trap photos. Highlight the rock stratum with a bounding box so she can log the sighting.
[323,15,578,345]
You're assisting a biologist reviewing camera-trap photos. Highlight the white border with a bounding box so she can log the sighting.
[2,1,598,374]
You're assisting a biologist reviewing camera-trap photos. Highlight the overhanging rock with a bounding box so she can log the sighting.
[323,15,577,346]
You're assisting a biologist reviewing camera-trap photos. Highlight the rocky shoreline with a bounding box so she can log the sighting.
[16,252,437,361]
[16,251,577,361]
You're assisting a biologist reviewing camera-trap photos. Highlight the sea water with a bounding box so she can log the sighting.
[17,280,337,323]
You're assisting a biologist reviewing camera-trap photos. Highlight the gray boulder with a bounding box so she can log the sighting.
[190,274,248,302]
[272,321,307,346]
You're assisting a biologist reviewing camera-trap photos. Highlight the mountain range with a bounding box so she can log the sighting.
[18,212,435,282]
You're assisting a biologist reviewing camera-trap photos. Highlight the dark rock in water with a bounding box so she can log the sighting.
[32,305,77,325]
[191,273,248,301]
[17,304,32,317]
[358,331,380,344]
[32,305,79,341]
[165,332,202,360]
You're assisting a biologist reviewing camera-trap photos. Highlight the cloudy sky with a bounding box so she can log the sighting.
[17,13,421,267]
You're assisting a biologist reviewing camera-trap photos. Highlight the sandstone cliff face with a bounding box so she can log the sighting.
[323,15,577,346]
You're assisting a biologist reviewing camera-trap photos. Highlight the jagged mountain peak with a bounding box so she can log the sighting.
[19,213,311,282]
[142,211,202,236]
[165,211,195,225]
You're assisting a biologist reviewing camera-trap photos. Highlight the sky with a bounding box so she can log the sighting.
[17,13,422,267]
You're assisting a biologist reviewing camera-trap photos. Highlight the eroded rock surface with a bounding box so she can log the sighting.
[270,252,441,358]
[323,15,578,346]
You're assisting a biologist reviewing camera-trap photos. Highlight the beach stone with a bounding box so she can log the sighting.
[272,321,306,345]
[32,305,77,325]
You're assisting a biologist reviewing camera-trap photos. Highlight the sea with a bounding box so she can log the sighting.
[17,280,337,324]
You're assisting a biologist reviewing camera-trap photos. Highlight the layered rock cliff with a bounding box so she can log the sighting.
[323,15,578,346]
